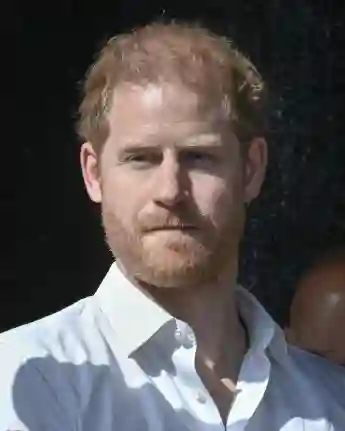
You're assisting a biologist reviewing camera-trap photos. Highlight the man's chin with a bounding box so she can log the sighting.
[135,269,199,289]
[133,256,211,288]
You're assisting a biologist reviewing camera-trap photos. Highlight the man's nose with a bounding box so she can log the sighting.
[153,155,187,206]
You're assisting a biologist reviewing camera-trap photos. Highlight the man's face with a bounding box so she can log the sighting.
[82,83,266,288]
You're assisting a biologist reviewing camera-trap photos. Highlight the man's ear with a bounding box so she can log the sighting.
[243,137,268,204]
[80,142,102,203]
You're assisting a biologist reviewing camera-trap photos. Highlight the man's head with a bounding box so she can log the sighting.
[287,248,345,365]
[79,22,268,288]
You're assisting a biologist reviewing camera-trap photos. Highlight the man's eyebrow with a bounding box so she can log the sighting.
[117,144,161,155]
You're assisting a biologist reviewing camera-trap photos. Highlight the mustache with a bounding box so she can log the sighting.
[138,212,202,233]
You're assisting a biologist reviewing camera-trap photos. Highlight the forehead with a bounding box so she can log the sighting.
[107,83,230,140]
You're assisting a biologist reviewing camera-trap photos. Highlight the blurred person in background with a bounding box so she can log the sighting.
[286,247,345,366]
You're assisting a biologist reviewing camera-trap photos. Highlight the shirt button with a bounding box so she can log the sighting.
[195,390,207,404]
[175,329,183,343]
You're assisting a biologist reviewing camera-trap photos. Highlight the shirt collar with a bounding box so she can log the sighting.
[94,262,173,356]
[235,286,288,360]
[94,262,287,359]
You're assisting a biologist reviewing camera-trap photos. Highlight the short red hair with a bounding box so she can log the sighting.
[77,21,267,152]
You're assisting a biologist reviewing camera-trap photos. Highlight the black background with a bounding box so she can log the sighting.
[13,1,345,332]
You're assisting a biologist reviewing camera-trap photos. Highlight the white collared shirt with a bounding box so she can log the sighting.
[1,263,344,430]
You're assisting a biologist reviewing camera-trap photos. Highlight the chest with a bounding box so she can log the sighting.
[74,358,340,431]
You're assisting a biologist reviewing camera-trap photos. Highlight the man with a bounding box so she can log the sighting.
[2,22,344,430]
[286,247,345,365]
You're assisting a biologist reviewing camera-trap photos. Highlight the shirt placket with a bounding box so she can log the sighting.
[171,321,226,431]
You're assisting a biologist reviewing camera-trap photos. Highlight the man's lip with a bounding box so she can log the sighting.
[146,226,197,232]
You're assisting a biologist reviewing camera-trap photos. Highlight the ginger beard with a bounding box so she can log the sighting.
[101,196,246,289]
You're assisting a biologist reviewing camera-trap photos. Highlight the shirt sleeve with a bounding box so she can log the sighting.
[0,340,75,431]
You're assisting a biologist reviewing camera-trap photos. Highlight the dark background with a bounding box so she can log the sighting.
[13,1,344,332]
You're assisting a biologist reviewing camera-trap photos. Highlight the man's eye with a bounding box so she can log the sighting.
[183,151,217,164]
[125,153,161,166]
[128,155,148,163]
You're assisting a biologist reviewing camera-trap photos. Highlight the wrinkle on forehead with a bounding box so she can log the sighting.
[116,132,225,151]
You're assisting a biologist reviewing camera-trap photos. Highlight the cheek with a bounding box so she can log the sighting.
[191,172,244,219]
[101,174,138,230]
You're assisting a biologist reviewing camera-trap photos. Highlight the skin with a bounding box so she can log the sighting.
[81,82,267,423]
[286,252,345,365]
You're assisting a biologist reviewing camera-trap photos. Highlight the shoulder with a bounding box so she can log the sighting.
[286,344,345,406]
[266,342,345,427]
[0,296,95,362]
[0,297,98,430]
